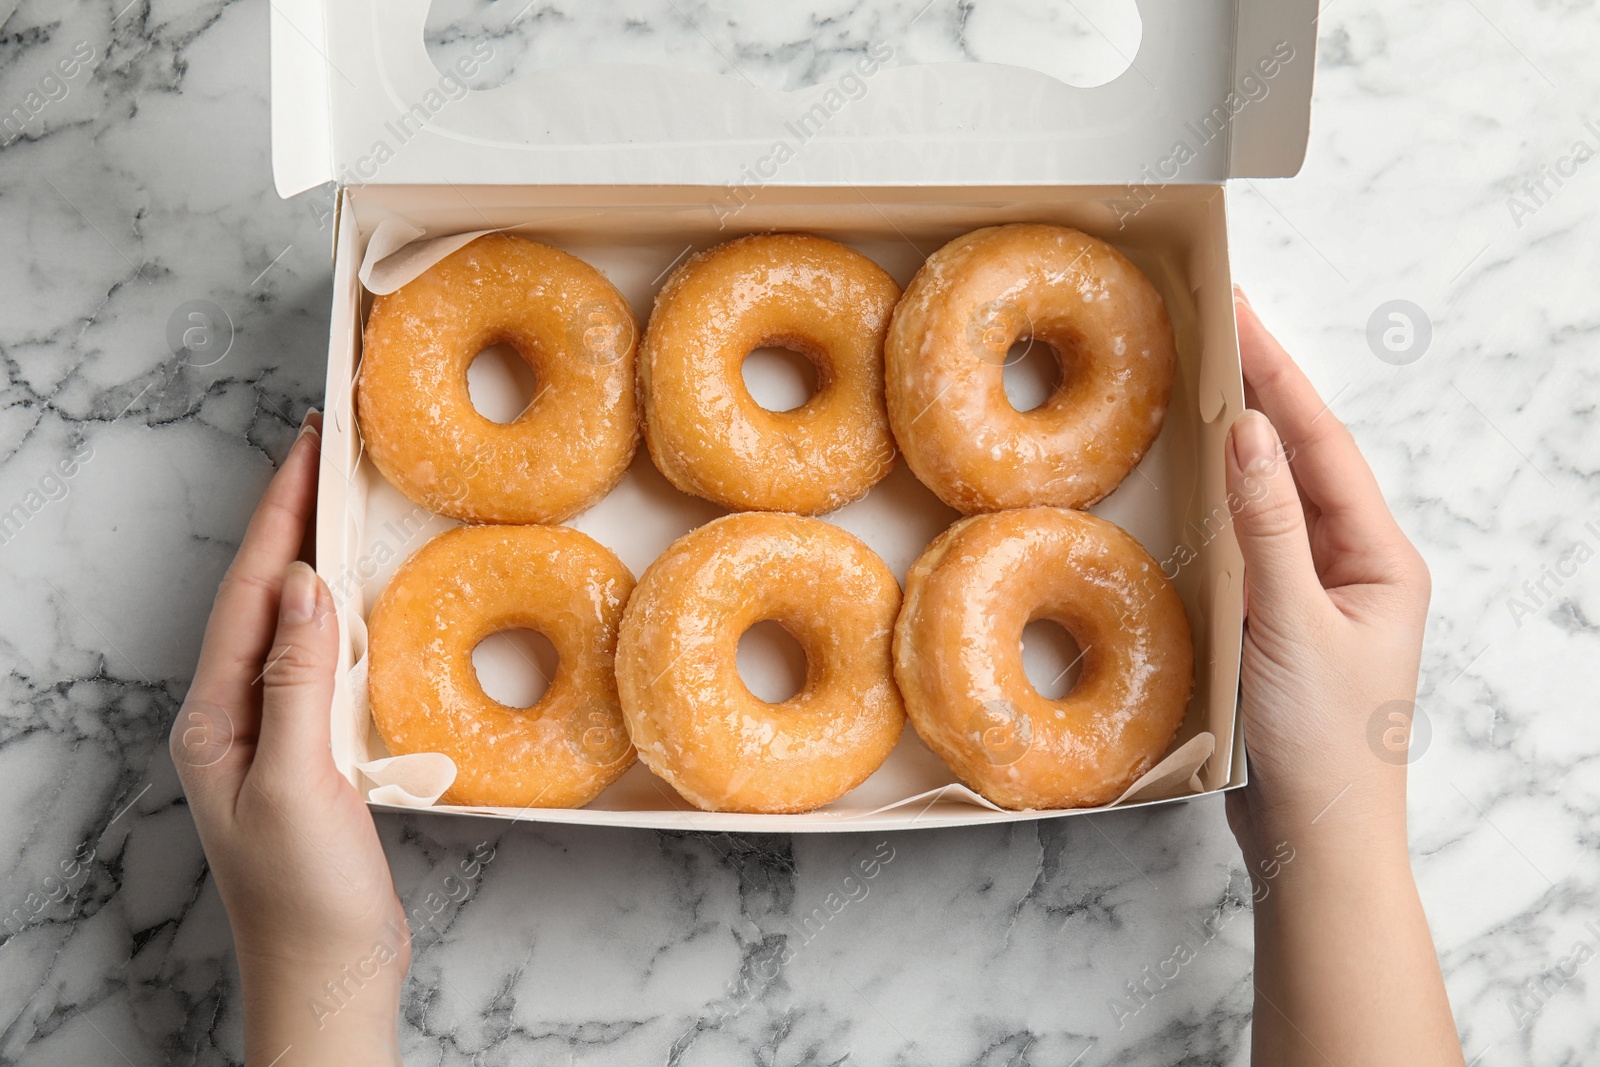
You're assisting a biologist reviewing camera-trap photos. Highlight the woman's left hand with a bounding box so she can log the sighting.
[172,412,407,1067]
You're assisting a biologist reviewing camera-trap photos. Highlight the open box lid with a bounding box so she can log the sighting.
[271,0,1316,198]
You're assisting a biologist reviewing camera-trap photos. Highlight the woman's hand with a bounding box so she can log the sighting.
[172,412,407,1067]
[1223,288,1433,854]
[1224,291,1461,1065]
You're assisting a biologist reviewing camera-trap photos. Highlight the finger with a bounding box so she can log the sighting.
[1226,409,1325,621]
[252,561,339,777]
[187,413,322,715]
[1234,293,1405,541]
[170,694,250,808]
[1241,363,1320,549]
[297,411,323,566]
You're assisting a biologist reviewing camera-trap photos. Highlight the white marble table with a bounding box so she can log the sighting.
[1,1,1596,1063]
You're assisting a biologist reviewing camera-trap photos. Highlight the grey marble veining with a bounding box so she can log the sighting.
[1,0,1597,1064]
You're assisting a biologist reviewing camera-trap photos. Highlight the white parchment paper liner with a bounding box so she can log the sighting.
[358,218,498,294]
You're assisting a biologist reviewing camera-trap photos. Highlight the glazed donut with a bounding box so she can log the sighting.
[357,233,638,525]
[367,524,636,808]
[616,512,904,813]
[885,223,1177,513]
[639,233,901,514]
[893,507,1193,810]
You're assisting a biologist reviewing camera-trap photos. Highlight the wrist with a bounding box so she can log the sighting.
[1230,775,1411,874]
[239,948,406,1067]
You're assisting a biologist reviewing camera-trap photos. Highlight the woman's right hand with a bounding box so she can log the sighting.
[1222,290,1461,1066]
[1222,289,1432,859]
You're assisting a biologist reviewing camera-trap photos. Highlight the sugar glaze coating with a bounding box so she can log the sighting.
[616,512,904,813]
[894,507,1194,810]
[639,233,901,515]
[367,525,636,809]
[357,233,639,525]
[886,223,1177,513]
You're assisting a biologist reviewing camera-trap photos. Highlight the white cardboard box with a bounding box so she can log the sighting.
[270,0,1318,831]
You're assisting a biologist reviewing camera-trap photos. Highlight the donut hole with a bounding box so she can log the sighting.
[1021,619,1086,699]
[466,341,539,424]
[742,344,819,413]
[736,620,809,703]
[471,628,558,709]
[1002,336,1063,413]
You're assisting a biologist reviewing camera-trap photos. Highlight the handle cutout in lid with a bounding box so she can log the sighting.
[422,0,1142,92]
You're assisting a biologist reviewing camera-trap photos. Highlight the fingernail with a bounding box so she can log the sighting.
[1230,410,1279,471]
[1233,284,1252,308]
[281,561,317,623]
[298,408,321,439]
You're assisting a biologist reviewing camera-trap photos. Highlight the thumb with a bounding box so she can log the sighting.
[255,561,339,775]
[1226,410,1322,623]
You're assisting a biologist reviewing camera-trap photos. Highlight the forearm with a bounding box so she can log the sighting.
[241,956,405,1067]
[1246,811,1462,1066]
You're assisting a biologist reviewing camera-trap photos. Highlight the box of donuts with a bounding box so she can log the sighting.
[270,0,1318,830]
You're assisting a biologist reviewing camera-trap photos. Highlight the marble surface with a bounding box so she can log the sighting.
[1,0,1597,1064]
